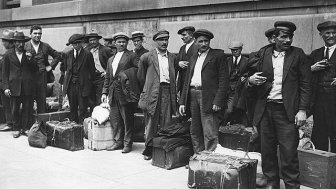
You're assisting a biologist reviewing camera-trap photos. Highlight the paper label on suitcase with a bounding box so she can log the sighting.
[88,120,114,151]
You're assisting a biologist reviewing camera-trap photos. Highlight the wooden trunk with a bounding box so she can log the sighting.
[87,119,114,151]
[152,145,193,170]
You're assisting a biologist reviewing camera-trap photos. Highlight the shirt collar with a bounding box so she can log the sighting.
[198,48,210,56]
[273,50,285,58]
[31,40,40,47]
[186,40,194,45]
[156,48,168,57]
[325,43,336,51]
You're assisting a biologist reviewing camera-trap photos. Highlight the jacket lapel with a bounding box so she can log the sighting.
[201,48,213,70]
[282,48,295,82]
[114,50,129,76]
[262,48,274,79]
[168,52,176,82]
[68,50,74,71]
[152,51,160,75]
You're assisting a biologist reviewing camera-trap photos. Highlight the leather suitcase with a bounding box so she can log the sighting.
[152,144,193,170]
[298,148,336,189]
[46,120,84,151]
[133,113,145,142]
[87,119,114,151]
[218,125,252,151]
[36,111,70,122]
[188,151,257,189]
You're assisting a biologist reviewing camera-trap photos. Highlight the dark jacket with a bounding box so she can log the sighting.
[180,48,229,113]
[102,50,138,105]
[250,46,312,125]
[134,46,149,60]
[2,48,38,96]
[119,67,141,104]
[62,48,95,96]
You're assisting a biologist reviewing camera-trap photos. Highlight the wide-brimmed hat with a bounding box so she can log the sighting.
[85,33,102,39]
[0,30,15,40]
[193,29,214,40]
[11,31,31,42]
[317,21,336,32]
[66,34,84,46]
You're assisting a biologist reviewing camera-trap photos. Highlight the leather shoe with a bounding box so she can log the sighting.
[13,131,21,138]
[107,144,123,151]
[143,155,152,160]
[21,130,29,136]
[121,146,132,153]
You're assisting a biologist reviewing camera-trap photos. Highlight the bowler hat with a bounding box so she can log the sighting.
[317,21,336,32]
[66,34,84,46]
[153,30,169,40]
[274,21,296,33]
[113,32,129,41]
[85,33,102,39]
[265,28,275,38]
[0,30,14,40]
[131,31,145,40]
[193,29,214,40]
[229,41,243,49]
[177,26,195,35]
[11,31,31,42]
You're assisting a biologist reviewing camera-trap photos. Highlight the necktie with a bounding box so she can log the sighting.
[325,47,329,60]
[75,50,79,59]
[234,57,238,65]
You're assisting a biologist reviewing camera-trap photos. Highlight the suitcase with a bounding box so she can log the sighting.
[46,120,84,151]
[298,147,336,189]
[152,144,193,170]
[218,124,252,151]
[87,119,114,151]
[188,151,257,189]
[133,113,146,142]
[36,111,70,122]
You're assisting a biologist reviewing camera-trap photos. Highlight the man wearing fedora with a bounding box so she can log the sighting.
[177,26,198,95]
[131,31,149,60]
[310,21,336,153]
[179,29,229,153]
[137,30,178,160]
[247,21,311,189]
[2,31,38,138]
[25,25,61,113]
[0,30,14,131]
[224,41,249,125]
[101,32,138,153]
[62,34,95,124]
[85,32,113,106]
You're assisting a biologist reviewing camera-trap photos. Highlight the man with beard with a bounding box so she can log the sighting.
[25,25,61,113]
[310,21,336,152]
[137,30,178,160]
[0,30,14,131]
[177,26,198,95]
[131,31,149,59]
[102,32,138,153]
[247,21,311,189]
[179,29,229,153]
[3,31,38,138]
[85,32,113,106]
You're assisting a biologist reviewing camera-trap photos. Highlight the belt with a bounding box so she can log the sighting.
[160,82,170,86]
[190,86,202,90]
[267,99,283,104]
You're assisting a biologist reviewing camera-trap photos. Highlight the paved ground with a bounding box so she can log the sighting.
[0,131,312,189]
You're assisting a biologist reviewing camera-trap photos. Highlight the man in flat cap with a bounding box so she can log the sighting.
[137,29,178,160]
[85,32,113,107]
[103,36,117,55]
[62,34,95,124]
[102,32,138,153]
[131,31,149,59]
[3,31,38,138]
[25,25,61,113]
[177,26,198,95]
[223,41,249,125]
[310,21,336,153]
[265,28,276,44]
[246,21,311,189]
[179,29,229,153]
[0,30,14,131]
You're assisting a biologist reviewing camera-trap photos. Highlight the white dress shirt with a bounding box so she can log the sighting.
[190,49,209,87]
[73,49,81,59]
[156,49,170,83]
[233,55,241,65]
[31,41,40,53]
[268,50,285,100]
[185,40,194,54]
[91,47,105,73]
[112,51,124,76]
[325,43,336,59]
[16,51,23,63]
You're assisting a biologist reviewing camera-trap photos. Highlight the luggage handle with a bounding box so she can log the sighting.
[304,140,316,151]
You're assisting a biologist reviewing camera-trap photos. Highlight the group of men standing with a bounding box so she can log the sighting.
[1,20,336,189]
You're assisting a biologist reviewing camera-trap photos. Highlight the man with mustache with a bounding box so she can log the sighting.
[310,21,336,153]
[2,31,38,138]
[137,30,178,160]
[247,21,311,189]
[179,29,229,153]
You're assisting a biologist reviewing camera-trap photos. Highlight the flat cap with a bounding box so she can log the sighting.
[229,41,243,49]
[85,33,102,39]
[317,21,336,32]
[131,31,145,39]
[274,21,296,33]
[265,28,275,38]
[66,34,84,46]
[153,30,169,40]
[113,32,129,41]
[0,30,14,40]
[193,29,214,40]
[103,36,113,41]
[177,26,195,35]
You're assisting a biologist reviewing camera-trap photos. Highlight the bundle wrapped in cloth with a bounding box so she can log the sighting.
[91,103,110,124]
